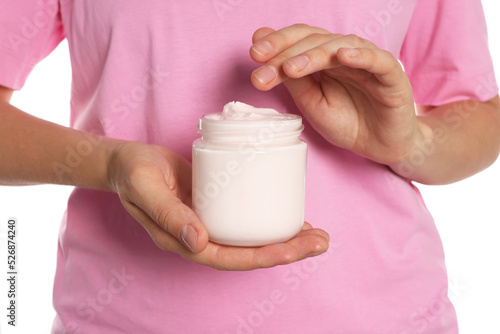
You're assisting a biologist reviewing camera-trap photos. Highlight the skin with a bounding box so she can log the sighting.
[1,24,499,270]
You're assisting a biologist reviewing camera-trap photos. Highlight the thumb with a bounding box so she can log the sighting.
[152,192,209,253]
[121,175,209,253]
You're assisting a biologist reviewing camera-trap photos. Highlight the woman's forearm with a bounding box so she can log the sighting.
[390,96,500,185]
[0,99,121,190]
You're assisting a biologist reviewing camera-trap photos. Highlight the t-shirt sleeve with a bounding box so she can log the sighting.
[0,0,65,90]
[400,0,498,106]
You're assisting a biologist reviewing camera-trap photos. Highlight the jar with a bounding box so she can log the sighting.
[192,102,307,247]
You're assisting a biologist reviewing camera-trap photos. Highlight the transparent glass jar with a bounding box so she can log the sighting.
[192,113,307,246]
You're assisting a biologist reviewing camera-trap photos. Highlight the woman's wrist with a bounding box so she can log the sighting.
[387,118,434,180]
[45,131,126,191]
[0,99,128,190]
[95,137,127,192]
[388,97,500,184]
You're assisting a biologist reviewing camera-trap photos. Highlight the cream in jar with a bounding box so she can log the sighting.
[192,102,307,247]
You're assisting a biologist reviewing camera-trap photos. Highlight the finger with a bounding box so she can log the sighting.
[290,227,331,258]
[121,199,186,252]
[249,25,334,91]
[251,33,363,91]
[194,227,330,271]
[283,74,361,149]
[250,24,330,62]
[202,242,300,271]
[301,221,313,230]
[283,75,324,116]
[280,34,376,79]
[336,47,414,108]
[251,27,275,44]
[126,171,209,253]
[250,227,330,268]
[251,33,334,91]
[336,47,407,87]
[300,223,329,242]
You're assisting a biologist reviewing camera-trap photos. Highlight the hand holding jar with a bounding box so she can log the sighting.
[108,141,329,270]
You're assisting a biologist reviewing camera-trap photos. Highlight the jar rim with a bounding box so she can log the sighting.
[201,112,301,124]
[198,112,304,147]
[200,113,303,131]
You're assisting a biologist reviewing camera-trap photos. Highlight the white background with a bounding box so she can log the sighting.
[0,1,499,333]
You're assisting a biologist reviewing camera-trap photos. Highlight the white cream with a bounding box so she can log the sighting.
[192,101,307,247]
[204,101,297,121]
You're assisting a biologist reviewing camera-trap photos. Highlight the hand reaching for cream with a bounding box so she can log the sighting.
[108,141,330,270]
[250,24,423,171]
[250,24,500,184]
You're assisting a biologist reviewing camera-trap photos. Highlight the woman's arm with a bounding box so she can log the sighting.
[0,88,118,189]
[392,97,500,185]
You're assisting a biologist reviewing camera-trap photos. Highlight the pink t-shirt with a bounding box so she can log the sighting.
[1,0,498,333]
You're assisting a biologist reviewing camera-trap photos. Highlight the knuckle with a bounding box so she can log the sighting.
[152,237,169,251]
[380,50,401,71]
[308,32,332,45]
[315,46,331,63]
[273,29,289,49]
[291,23,310,30]
[291,23,329,35]
[272,53,290,65]
[380,49,393,60]
[345,33,365,47]
[143,227,168,251]
[151,200,182,234]
[165,171,178,194]
[211,249,229,271]
[119,164,143,196]
[126,163,145,182]
[367,49,378,64]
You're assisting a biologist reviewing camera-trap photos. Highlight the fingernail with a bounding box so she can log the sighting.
[252,40,272,56]
[287,55,309,72]
[344,48,360,57]
[181,225,198,252]
[254,66,277,85]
